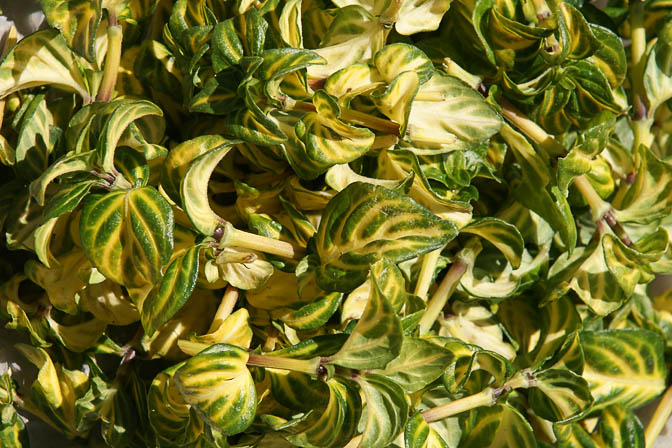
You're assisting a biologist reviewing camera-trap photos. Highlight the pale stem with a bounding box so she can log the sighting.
[497,98,566,157]
[343,435,362,448]
[441,58,481,90]
[422,388,495,423]
[380,0,403,24]
[246,353,321,376]
[96,22,123,102]
[573,175,610,222]
[220,223,304,260]
[418,259,468,335]
[208,286,239,333]
[371,134,399,150]
[293,101,400,135]
[645,384,672,448]
[414,248,443,300]
[630,0,647,105]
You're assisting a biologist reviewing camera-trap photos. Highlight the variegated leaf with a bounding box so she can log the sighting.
[460,403,536,448]
[315,182,458,291]
[175,344,256,436]
[357,373,409,448]
[39,0,102,61]
[80,186,174,286]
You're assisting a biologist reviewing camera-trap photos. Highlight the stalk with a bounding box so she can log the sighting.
[498,99,636,247]
[422,388,496,422]
[497,98,566,158]
[645,384,672,447]
[421,371,535,423]
[629,0,653,167]
[414,248,443,300]
[96,15,122,102]
[208,286,239,333]
[219,222,304,259]
[247,353,321,375]
[418,239,480,334]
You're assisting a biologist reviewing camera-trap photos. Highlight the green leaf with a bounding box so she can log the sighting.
[314,182,458,291]
[0,29,93,100]
[580,329,666,412]
[356,373,409,448]
[280,292,343,331]
[80,186,174,286]
[461,403,536,448]
[374,337,453,393]
[644,20,672,115]
[181,144,236,237]
[461,217,524,268]
[42,180,96,220]
[329,268,403,369]
[404,73,502,152]
[500,124,576,251]
[30,151,96,206]
[175,344,256,436]
[528,369,593,422]
[142,244,201,337]
[557,3,600,60]
[592,405,645,448]
[404,412,448,448]
[39,0,102,62]
[292,90,374,180]
[588,25,627,89]
[553,421,597,448]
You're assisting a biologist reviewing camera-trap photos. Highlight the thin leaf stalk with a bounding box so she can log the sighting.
[246,353,321,375]
[219,223,304,259]
[96,22,123,102]
[573,175,611,222]
[644,383,672,447]
[208,286,239,333]
[417,257,468,335]
[497,98,566,158]
[629,0,647,111]
[421,370,535,423]
[414,248,443,300]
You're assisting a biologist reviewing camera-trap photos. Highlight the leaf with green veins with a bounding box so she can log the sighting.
[175,344,256,436]
[357,373,409,448]
[314,182,457,292]
[115,146,149,187]
[211,18,243,71]
[588,25,627,89]
[329,266,402,369]
[80,186,174,286]
[269,370,329,412]
[602,229,668,297]
[323,63,384,106]
[592,405,645,448]
[39,0,102,62]
[460,217,524,268]
[30,151,97,206]
[553,421,598,448]
[180,144,234,236]
[369,257,409,313]
[404,73,502,152]
[612,146,672,225]
[528,369,593,422]
[374,337,453,393]
[0,30,93,100]
[580,329,666,413]
[371,71,420,134]
[280,292,343,330]
[557,2,601,61]
[531,297,582,369]
[373,43,434,84]
[97,99,164,173]
[461,404,536,448]
[162,135,238,205]
[292,90,374,180]
[325,163,414,194]
[258,48,325,82]
[13,93,60,178]
[141,244,202,336]
[405,412,448,448]
[500,124,577,251]
[282,377,359,448]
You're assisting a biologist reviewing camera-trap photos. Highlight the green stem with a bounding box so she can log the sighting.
[219,222,305,259]
[418,257,468,335]
[645,384,672,448]
[414,248,443,300]
[96,21,123,102]
[630,0,647,109]
[247,353,321,376]
[573,175,611,222]
[421,371,535,423]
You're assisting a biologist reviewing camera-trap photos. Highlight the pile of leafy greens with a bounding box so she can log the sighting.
[2,0,672,446]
